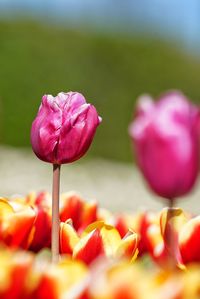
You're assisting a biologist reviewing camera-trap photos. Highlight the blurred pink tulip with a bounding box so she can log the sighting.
[129,91,199,199]
[31,92,101,164]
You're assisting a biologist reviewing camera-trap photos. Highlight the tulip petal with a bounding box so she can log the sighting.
[60,221,79,254]
[60,193,84,229]
[29,207,51,252]
[114,215,129,238]
[83,221,121,257]
[179,216,200,263]
[0,199,36,249]
[116,230,138,262]
[31,95,62,163]
[79,201,97,232]
[159,208,186,268]
[33,259,88,299]
[73,229,104,265]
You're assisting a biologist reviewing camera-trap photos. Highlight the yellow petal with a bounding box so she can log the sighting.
[160,208,187,236]
[45,259,88,297]
[83,221,121,257]
[60,221,80,254]
[116,230,138,261]
[0,198,14,218]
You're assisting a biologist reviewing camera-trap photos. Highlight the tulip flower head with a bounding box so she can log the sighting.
[129,91,199,199]
[31,91,101,164]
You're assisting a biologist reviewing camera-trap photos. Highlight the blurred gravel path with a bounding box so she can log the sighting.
[0,146,199,213]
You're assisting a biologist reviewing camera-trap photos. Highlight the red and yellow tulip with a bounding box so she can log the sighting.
[60,221,138,265]
[0,198,36,249]
[0,193,200,268]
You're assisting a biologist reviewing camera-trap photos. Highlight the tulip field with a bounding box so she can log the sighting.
[0,90,200,298]
[0,192,200,298]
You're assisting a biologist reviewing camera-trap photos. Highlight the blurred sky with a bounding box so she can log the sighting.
[0,0,200,52]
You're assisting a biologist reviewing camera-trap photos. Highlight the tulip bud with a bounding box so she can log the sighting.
[31,92,101,164]
[129,91,199,199]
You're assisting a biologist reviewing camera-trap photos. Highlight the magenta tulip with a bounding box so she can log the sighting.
[129,91,199,199]
[31,91,101,263]
[31,91,101,164]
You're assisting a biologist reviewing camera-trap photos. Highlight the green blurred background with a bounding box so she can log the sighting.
[0,1,200,162]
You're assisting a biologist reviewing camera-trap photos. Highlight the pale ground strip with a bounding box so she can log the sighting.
[0,146,199,214]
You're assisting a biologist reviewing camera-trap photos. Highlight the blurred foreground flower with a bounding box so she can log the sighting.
[129,91,199,200]
[87,259,200,299]
[0,247,199,299]
[0,248,88,299]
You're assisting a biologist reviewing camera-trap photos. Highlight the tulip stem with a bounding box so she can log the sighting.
[168,198,174,209]
[166,198,176,268]
[52,163,61,263]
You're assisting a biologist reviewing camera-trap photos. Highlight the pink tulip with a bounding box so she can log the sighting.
[129,91,199,199]
[31,92,101,164]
